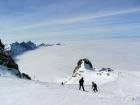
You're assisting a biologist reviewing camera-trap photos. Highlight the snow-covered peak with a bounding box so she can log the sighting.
[73,58,94,77]
[61,58,116,85]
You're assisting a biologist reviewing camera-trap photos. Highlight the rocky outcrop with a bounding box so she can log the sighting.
[21,73,31,80]
[0,39,31,80]
[73,58,94,77]
[0,39,4,50]
[39,43,62,47]
[99,68,114,72]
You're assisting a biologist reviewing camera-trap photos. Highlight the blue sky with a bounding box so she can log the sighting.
[0,0,140,43]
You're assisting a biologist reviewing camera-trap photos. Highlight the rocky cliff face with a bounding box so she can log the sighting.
[72,58,94,77]
[0,39,31,80]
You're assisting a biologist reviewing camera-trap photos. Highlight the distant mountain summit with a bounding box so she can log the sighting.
[10,41,37,56]
[0,39,31,80]
[7,41,62,57]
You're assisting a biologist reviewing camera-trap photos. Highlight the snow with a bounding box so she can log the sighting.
[0,71,139,105]
[0,38,140,105]
[0,65,19,78]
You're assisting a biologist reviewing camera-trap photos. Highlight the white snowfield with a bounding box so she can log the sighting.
[0,71,140,105]
[0,38,140,105]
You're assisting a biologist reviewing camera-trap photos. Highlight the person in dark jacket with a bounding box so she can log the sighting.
[61,82,64,85]
[92,82,98,92]
[79,77,85,91]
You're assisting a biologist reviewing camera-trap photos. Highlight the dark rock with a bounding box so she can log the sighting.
[21,73,31,80]
[39,43,46,47]
[0,39,31,80]
[56,43,61,45]
[0,39,5,50]
[73,58,94,76]
[6,61,19,70]
[99,68,113,72]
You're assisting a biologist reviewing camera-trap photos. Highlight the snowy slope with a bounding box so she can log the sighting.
[63,70,118,85]
[0,71,140,105]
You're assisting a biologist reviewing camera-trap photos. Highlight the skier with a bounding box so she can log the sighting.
[91,82,98,92]
[79,77,85,91]
[61,82,64,85]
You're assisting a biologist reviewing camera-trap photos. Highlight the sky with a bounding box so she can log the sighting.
[0,0,140,43]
